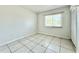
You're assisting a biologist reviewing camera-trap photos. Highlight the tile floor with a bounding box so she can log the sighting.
[0,33,75,53]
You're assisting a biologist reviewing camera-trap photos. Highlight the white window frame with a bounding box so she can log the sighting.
[44,12,63,28]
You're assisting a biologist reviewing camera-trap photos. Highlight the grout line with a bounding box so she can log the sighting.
[17,41,34,53]
[12,45,25,53]
[29,40,44,50]
[18,39,40,53]
[10,41,32,53]
[59,39,61,53]
[43,39,54,53]
[27,38,46,52]
[7,44,12,53]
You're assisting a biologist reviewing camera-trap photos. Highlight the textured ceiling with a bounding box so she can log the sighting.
[21,5,67,13]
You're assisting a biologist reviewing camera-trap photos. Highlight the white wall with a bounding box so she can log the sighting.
[38,7,71,39]
[70,6,79,52]
[70,6,77,47]
[0,6,37,46]
[77,6,79,52]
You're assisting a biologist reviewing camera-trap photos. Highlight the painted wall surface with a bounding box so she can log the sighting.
[38,7,71,39]
[70,6,77,47]
[0,6,37,46]
[77,7,79,52]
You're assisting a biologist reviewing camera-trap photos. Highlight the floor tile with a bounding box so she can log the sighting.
[50,38,61,46]
[27,37,36,41]
[0,45,10,53]
[60,47,75,53]
[47,43,60,53]
[32,45,46,53]
[44,36,53,39]
[14,46,32,53]
[40,39,51,47]
[37,34,46,37]
[24,42,38,50]
[31,38,43,44]
[45,48,56,53]
[8,41,24,52]
[19,38,31,45]
[61,39,74,50]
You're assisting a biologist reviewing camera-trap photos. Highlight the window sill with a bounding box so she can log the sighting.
[45,26,63,28]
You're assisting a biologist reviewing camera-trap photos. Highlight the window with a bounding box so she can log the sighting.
[45,13,62,27]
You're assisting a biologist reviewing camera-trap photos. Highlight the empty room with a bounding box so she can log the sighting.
[0,5,79,53]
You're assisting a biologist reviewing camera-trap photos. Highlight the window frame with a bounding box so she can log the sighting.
[44,12,64,28]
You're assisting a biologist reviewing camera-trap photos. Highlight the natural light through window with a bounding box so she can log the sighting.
[45,13,62,27]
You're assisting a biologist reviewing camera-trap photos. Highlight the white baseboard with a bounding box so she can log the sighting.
[38,32,70,39]
[0,33,37,46]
